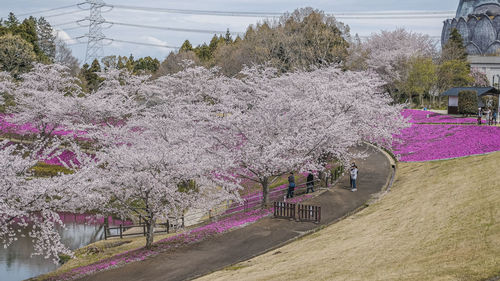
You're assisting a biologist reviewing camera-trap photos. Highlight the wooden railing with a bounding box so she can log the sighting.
[273,202,296,219]
[297,204,321,223]
[273,202,321,224]
[104,222,170,240]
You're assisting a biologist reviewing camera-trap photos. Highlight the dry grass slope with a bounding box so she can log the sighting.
[198,151,500,281]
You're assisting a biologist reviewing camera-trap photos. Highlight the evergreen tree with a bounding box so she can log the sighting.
[224,29,233,44]
[209,35,219,53]
[195,43,211,61]
[81,59,103,93]
[4,12,19,29]
[17,17,46,61]
[134,56,160,74]
[441,28,468,62]
[36,17,56,60]
[117,56,126,69]
[180,40,193,52]
[125,54,135,71]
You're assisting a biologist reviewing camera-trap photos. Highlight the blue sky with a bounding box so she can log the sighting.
[1,0,460,64]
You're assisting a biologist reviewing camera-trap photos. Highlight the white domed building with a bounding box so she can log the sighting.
[442,0,500,55]
[443,0,500,86]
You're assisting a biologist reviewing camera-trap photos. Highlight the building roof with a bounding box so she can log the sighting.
[440,87,500,97]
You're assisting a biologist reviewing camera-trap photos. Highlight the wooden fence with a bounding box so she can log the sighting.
[273,202,321,224]
[297,204,321,223]
[104,222,170,240]
[273,202,296,219]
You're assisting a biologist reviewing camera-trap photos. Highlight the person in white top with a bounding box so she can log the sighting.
[350,163,358,192]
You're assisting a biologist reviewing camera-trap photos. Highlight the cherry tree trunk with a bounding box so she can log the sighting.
[145,214,156,249]
[261,177,269,208]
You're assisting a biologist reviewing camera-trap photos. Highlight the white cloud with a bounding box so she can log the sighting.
[53,28,77,44]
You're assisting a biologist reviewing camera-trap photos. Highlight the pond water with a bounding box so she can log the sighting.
[0,214,129,281]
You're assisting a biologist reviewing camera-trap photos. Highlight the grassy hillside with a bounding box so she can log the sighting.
[198,152,500,281]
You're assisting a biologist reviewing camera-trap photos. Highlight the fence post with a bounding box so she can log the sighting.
[143,224,146,236]
[119,224,123,239]
[167,220,170,233]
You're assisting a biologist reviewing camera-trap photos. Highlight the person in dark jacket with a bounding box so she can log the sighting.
[350,163,358,192]
[306,172,314,193]
[286,172,296,198]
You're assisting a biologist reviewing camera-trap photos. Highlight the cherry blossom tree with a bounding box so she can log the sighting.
[70,66,242,249]
[6,63,83,140]
[361,28,436,100]
[212,66,407,206]
[470,68,490,87]
[0,139,98,262]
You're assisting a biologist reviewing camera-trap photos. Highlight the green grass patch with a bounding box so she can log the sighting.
[30,162,74,178]
[199,151,500,281]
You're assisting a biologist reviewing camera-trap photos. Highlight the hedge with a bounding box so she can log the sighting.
[458,90,478,115]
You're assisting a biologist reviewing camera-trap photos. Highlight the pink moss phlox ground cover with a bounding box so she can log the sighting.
[402,109,482,124]
[49,194,314,281]
[0,114,79,136]
[393,124,500,161]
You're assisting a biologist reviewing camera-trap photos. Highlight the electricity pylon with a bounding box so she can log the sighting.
[84,0,106,64]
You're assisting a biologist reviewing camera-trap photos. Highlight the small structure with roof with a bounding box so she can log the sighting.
[440,87,499,114]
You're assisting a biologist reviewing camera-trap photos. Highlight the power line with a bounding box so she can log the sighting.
[42,9,90,19]
[103,38,180,49]
[334,10,454,16]
[16,4,78,17]
[104,21,243,35]
[61,25,89,31]
[53,20,82,27]
[335,15,453,19]
[106,4,282,17]
[104,4,454,18]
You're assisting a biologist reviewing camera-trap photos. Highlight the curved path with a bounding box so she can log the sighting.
[77,144,392,281]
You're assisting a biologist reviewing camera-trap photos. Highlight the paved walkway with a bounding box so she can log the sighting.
[78,144,392,281]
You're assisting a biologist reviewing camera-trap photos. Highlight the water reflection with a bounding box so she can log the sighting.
[0,214,129,281]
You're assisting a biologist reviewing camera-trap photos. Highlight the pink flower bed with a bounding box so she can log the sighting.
[44,150,80,167]
[402,109,481,124]
[393,124,500,161]
[0,114,77,136]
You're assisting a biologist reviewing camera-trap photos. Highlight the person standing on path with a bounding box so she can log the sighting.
[350,164,358,192]
[306,172,314,194]
[286,172,296,198]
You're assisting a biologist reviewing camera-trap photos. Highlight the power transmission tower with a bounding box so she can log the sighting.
[84,0,106,64]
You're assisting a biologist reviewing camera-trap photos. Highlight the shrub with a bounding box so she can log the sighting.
[58,254,72,264]
[458,90,478,116]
